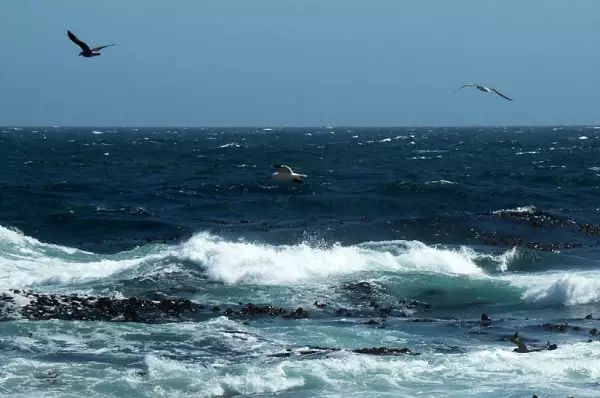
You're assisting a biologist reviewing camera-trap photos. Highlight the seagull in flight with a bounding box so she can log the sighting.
[457,84,513,101]
[272,165,307,184]
[67,30,114,57]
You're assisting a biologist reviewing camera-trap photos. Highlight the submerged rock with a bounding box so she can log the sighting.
[270,346,419,358]
[480,313,492,326]
[223,303,309,319]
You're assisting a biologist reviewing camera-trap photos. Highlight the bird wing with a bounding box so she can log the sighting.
[273,165,293,174]
[457,83,477,90]
[68,31,91,52]
[492,89,513,101]
[92,44,115,52]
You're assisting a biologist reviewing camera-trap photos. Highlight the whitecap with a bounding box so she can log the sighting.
[218,142,241,148]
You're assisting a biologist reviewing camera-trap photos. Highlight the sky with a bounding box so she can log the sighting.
[1,0,600,127]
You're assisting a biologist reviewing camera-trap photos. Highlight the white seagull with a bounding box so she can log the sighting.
[457,84,513,101]
[272,165,307,184]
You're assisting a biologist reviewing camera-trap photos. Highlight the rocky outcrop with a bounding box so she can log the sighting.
[1,290,206,323]
[223,303,309,319]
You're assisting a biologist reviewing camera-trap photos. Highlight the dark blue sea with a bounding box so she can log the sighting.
[1,126,599,397]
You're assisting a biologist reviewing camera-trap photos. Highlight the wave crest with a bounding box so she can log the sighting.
[179,234,487,285]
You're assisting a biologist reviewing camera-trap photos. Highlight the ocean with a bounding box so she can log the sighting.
[1,126,599,397]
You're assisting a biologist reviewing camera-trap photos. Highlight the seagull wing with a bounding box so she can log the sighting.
[492,89,513,101]
[457,83,477,90]
[92,44,115,52]
[68,31,91,52]
[273,165,294,174]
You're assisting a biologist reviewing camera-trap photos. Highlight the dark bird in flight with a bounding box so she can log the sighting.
[457,83,513,101]
[67,30,114,57]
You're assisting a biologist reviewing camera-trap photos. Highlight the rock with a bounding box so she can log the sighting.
[313,301,327,309]
[541,323,569,332]
[352,347,419,356]
[480,313,492,326]
[1,291,206,323]
[585,313,593,320]
[223,303,308,319]
[283,307,309,319]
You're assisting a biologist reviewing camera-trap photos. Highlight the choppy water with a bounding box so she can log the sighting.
[1,126,600,397]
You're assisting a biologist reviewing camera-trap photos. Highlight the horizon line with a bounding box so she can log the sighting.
[2,124,600,130]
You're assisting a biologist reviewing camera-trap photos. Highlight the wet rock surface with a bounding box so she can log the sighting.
[353,347,419,356]
[336,281,432,318]
[0,291,313,323]
[1,290,207,323]
[223,303,309,319]
[270,346,419,358]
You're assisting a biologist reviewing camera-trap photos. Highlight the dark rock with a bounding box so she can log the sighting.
[541,323,569,332]
[480,313,492,326]
[334,308,353,317]
[585,314,593,320]
[283,307,309,319]
[590,328,597,336]
[1,291,206,323]
[313,301,327,309]
[223,303,308,319]
[434,345,466,354]
[352,347,419,356]
[363,319,379,325]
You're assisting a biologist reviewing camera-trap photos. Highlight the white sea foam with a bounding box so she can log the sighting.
[424,179,457,185]
[217,142,240,148]
[146,342,600,397]
[504,271,600,305]
[145,355,304,397]
[4,225,600,306]
[178,233,487,284]
[0,225,166,289]
[492,205,536,215]
[0,226,518,289]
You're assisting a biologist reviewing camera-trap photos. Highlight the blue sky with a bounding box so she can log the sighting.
[1,0,599,126]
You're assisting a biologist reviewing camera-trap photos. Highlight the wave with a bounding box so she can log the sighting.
[142,341,600,397]
[492,204,537,215]
[2,225,600,306]
[0,225,168,289]
[178,234,488,284]
[504,271,600,305]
